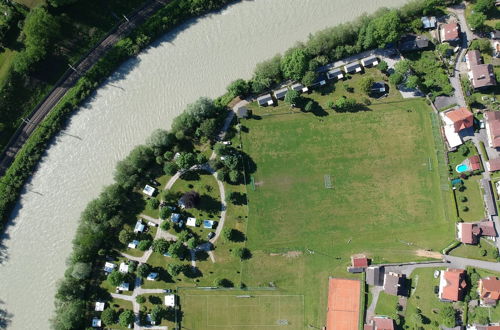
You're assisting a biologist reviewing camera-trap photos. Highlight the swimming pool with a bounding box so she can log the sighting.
[456,164,469,173]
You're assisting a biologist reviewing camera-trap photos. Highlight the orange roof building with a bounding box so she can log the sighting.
[444,107,474,133]
[479,277,500,305]
[438,268,467,302]
[441,22,460,42]
[469,155,481,171]
[327,278,361,330]
[485,111,500,149]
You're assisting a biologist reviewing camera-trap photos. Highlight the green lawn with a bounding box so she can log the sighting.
[180,290,304,330]
[0,49,15,89]
[12,0,44,8]
[450,239,498,262]
[374,292,399,319]
[238,86,454,326]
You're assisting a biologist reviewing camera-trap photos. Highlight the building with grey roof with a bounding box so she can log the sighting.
[257,93,274,106]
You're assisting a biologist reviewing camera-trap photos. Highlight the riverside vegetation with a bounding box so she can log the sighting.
[45,0,466,328]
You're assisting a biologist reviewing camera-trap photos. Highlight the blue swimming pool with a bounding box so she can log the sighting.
[456,164,469,173]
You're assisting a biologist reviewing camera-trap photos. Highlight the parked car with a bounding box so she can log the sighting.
[147,221,158,227]
[207,232,215,239]
[222,141,231,145]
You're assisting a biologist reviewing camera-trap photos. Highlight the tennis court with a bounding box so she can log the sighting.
[327,278,361,330]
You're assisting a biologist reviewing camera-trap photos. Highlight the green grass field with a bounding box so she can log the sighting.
[238,88,454,325]
[181,291,304,329]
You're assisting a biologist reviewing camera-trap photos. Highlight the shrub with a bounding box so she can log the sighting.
[147,198,160,210]
[101,308,117,325]
[377,60,388,72]
[119,310,135,327]
[136,296,146,304]
[284,89,301,105]
[160,220,171,231]
[138,239,152,251]
[107,270,125,287]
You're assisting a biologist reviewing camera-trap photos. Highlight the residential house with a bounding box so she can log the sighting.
[326,68,344,80]
[466,50,496,90]
[235,106,248,119]
[440,107,474,149]
[383,272,407,296]
[466,50,482,70]
[291,82,309,93]
[457,221,497,244]
[487,159,500,172]
[147,272,159,281]
[257,94,274,107]
[469,155,481,171]
[479,277,500,305]
[366,266,384,286]
[117,282,130,291]
[127,239,139,249]
[119,262,129,274]
[143,184,156,197]
[371,81,386,93]
[491,30,500,40]
[485,111,500,148]
[438,268,467,302]
[103,262,116,273]
[95,301,105,312]
[186,217,196,227]
[440,22,460,43]
[134,220,145,233]
[344,62,362,74]
[165,294,176,307]
[348,254,369,273]
[421,16,437,29]
[399,34,430,52]
[273,87,288,100]
[92,318,102,328]
[364,316,395,330]
[361,55,379,67]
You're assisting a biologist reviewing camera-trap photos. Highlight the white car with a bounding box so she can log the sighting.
[222,141,231,145]
[147,221,158,227]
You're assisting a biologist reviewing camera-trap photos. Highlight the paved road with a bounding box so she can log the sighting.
[0,0,169,176]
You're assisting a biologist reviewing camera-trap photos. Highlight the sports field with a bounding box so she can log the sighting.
[181,291,304,329]
[239,95,455,325]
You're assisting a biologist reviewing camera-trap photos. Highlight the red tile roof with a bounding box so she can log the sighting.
[479,221,497,237]
[466,50,482,66]
[480,277,500,303]
[469,155,481,171]
[445,107,473,132]
[488,158,500,172]
[373,317,395,330]
[459,222,479,244]
[441,268,467,301]
[352,256,368,268]
[442,22,460,41]
[485,111,500,148]
[327,278,360,330]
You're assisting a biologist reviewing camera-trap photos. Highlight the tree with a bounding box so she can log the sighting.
[437,43,452,58]
[159,207,172,220]
[196,118,219,141]
[231,247,250,260]
[160,220,171,231]
[394,59,411,75]
[108,270,125,287]
[136,296,146,304]
[229,170,241,183]
[147,198,160,210]
[227,79,250,98]
[304,101,314,112]
[334,97,357,112]
[213,278,234,287]
[146,129,174,152]
[405,75,419,89]
[137,263,151,278]
[223,228,234,241]
[151,305,165,324]
[389,72,404,85]
[138,239,152,251]
[439,305,456,328]
[474,0,495,13]
[167,263,184,276]
[119,310,135,327]
[176,152,197,170]
[301,70,317,87]
[47,0,78,6]
[180,191,200,208]
[187,237,199,249]
[280,47,309,80]
[163,161,178,175]
[251,55,283,93]
[51,300,86,330]
[470,39,493,53]
[360,76,374,94]
[101,308,117,325]
[377,60,388,72]
[168,241,187,259]
[284,89,301,105]
[152,238,170,254]
[363,9,401,48]
[177,230,190,242]
[468,11,487,30]
[223,155,239,170]
[70,262,92,280]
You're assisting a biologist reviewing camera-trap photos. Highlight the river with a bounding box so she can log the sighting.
[0,0,409,328]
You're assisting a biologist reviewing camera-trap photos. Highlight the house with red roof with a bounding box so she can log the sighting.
[440,22,460,43]
[485,111,500,149]
[479,277,500,305]
[469,155,481,171]
[347,254,369,273]
[440,107,474,148]
[457,221,497,245]
[439,268,467,302]
[364,316,395,330]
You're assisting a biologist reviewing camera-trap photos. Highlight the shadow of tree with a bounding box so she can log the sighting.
[199,194,221,213]
[0,300,12,329]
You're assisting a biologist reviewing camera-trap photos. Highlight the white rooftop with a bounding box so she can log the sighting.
[134,221,145,233]
[165,294,176,307]
[117,282,129,291]
[92,318,102,327]
[119,262,129,273]
[95,301,105,312]
[104,262,116,273]
[186,217,197,227]
[143,184,156,197]
[147,272,159,281]
[128,240,139,249]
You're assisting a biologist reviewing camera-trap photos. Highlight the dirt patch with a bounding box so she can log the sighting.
[254,181,264,186]
[270,251,303,258]
[415,249,442,259]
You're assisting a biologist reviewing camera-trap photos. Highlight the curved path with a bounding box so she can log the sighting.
[0,0,170,175]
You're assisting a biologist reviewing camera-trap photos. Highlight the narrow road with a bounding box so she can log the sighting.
[0,0,169,176]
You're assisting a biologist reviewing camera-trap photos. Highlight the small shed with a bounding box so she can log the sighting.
[92,318,102,328]
[344,62,362,74]
[143,184,156,197]
[134,220,145,233]
[361,55,379,67]
[257,94,274,107]
[273,87,288,100]
[147,272,159,281]
[165,294,176,307]
[421,16,437,29]
[95,301,105,312]
[326,68,344,80]
[186,217,197,227]
[104,262,116,273]
[119,262,129,274]
[128,240,139,249]
[203,220,215,229]
[372,81,386,93]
